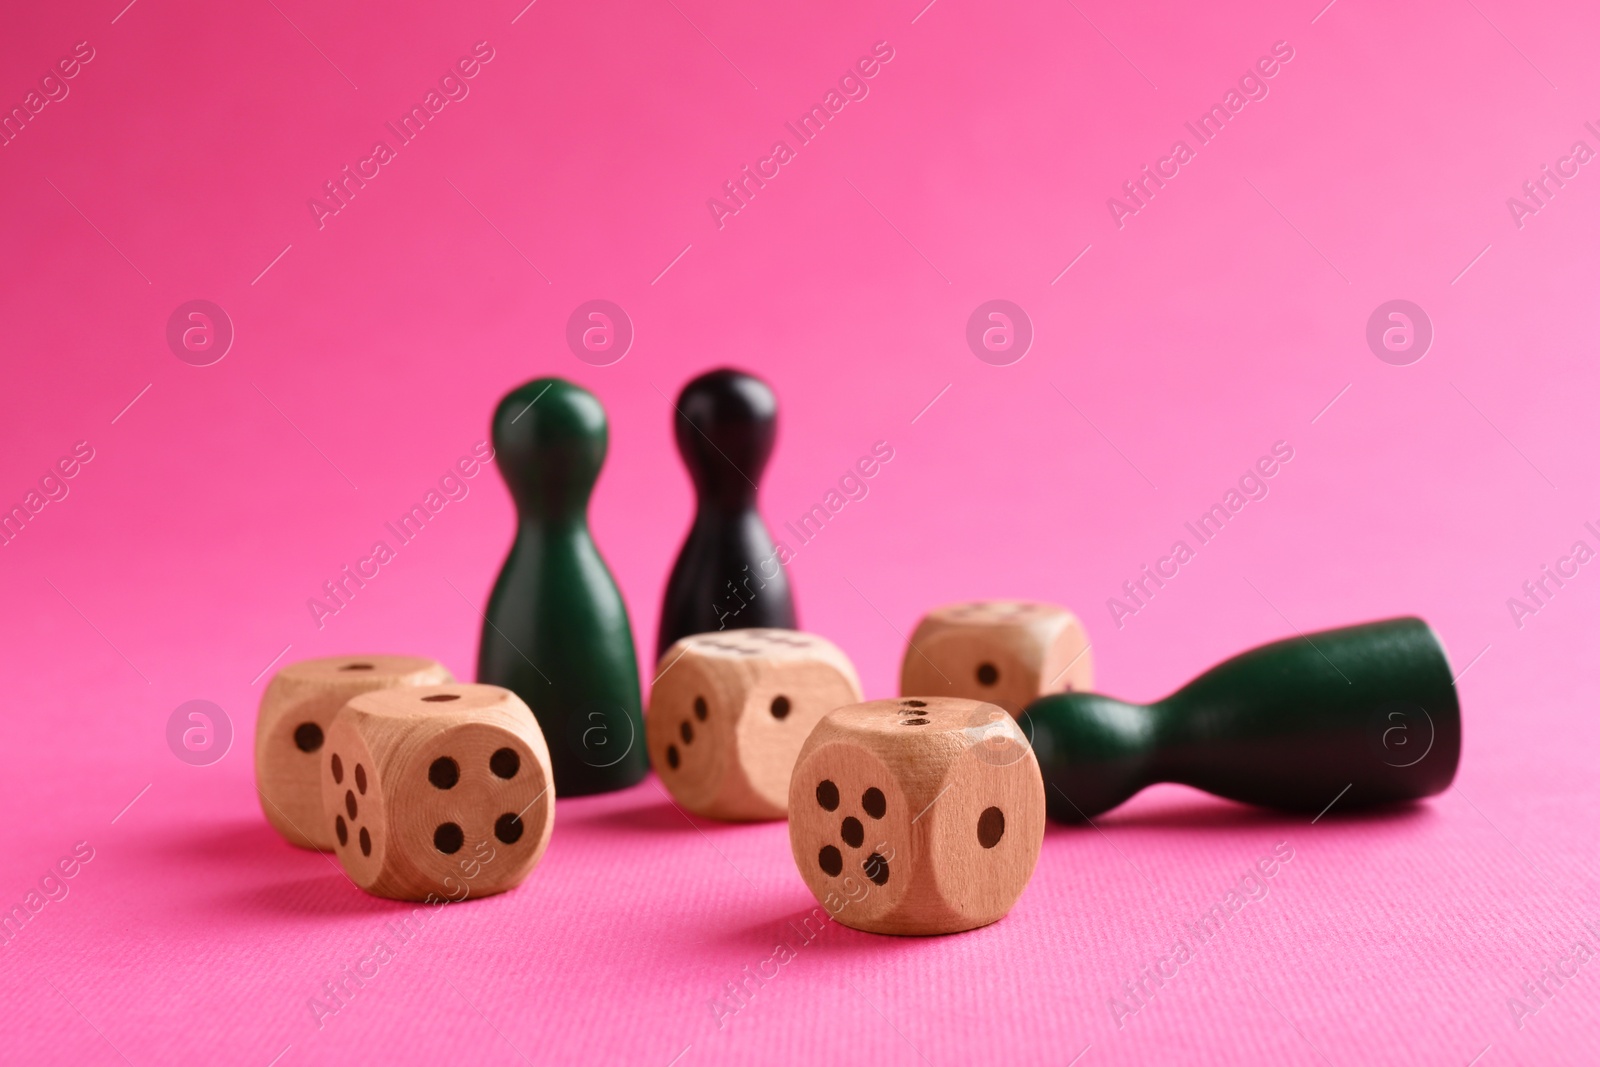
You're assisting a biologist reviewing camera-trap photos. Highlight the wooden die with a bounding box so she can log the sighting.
[323,684,554,901]
[648,629,863,821]
[256,654,452,849]
[900,600,1092,715]
[788,697,1045,935]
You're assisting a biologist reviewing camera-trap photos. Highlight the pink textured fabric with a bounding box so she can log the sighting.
[3,0,1598,1062]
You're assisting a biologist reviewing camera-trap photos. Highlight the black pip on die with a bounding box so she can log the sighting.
[256,654,452,850]
[648,629,862,821]
[322,684,554,901]
[787,697,1045,935]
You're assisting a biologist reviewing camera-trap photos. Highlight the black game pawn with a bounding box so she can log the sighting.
[658,368,796,657]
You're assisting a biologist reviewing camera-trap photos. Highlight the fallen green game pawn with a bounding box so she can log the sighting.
[1018,617,1461,822]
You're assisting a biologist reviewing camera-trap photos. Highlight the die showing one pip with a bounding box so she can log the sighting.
[256,654,452,849]
[323,684,554,901]
[900,600,1092,716]
[787,697,1045,935]
[649,629,862,821]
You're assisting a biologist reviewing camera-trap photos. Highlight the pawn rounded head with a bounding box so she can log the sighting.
[673,368,778,496]
[490,377,608,516]
[1020,615,1464,824]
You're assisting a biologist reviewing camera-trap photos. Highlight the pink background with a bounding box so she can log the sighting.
[3,0,1599,1062]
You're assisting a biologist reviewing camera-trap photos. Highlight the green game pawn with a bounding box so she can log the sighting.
[1018,617,1460,822]
[477,377,648,796]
